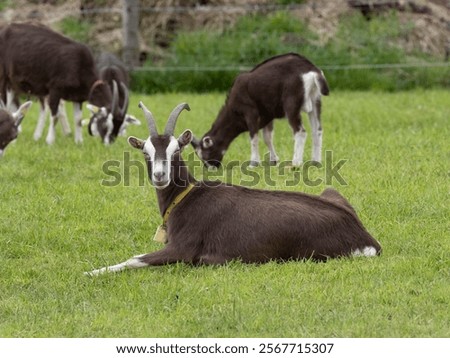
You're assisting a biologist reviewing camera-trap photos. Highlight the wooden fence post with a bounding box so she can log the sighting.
[122,0,140,69]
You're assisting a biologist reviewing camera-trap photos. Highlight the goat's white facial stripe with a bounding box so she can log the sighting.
[166,136,179,160]
[143,138,156,162]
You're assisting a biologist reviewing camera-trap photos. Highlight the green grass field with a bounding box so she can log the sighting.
[0,89,448,337]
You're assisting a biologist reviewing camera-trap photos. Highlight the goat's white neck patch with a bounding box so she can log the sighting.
[143,138,156,162]
[166,136,179,159]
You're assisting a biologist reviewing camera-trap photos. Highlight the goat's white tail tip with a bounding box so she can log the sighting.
[352,246,378,257]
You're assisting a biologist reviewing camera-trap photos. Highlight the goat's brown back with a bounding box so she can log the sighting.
[167,183,381,263]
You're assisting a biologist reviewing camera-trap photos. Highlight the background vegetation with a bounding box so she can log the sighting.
[2,1,448,93]
[0,89,448,337]
[132,10,449,93]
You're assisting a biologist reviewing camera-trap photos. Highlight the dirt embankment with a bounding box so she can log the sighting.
[1,0,449,60]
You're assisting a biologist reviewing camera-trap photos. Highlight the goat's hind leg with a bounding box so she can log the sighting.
[85,247,184,276]
[45,95,60,145]
[288,113,306,167]
[249,132,260,167]
[308,100,323,163]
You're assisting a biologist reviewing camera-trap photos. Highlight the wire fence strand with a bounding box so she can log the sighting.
[133,62,449,73]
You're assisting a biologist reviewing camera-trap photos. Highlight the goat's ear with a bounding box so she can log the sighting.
[86,104,100,114]
[13,101,32,126]
[128,136,145,150]
[124,114,141,126]
[178,129,193,148]
[203,136,213,148]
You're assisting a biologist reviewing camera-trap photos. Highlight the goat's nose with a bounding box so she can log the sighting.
[153,172,165,182]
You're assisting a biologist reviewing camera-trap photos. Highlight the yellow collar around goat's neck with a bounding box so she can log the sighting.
[162,183,196,226]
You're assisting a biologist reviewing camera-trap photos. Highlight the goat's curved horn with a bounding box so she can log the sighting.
[164,103,190,135]
[111,80,119,114]
[119,82,129,118]
[138,101,158,137]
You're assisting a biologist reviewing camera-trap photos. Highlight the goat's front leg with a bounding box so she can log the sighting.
[262,121,279,165]
[34,98,48,141]
[245,112,261,167]
[249,131,260,167]
[58,100,71,136]
[85,247,184,276]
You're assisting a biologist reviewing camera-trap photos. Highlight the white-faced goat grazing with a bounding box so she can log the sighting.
[191,53,329,168]
[86,52,140,144]
[0,22,114,145]
[0,99,32,157]
[85,102,381,276]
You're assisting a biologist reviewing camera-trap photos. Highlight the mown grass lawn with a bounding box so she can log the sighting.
[0,89,448,337]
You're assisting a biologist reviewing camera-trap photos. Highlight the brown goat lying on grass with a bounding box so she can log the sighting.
[85,103,381,276]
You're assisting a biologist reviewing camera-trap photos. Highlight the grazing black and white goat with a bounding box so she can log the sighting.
[0,22,113,145]
[85,102,381,276]
[86,52,140,145]
[0,98,32,157]
[191,53,329,168]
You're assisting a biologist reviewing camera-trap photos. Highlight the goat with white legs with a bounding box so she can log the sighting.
[0,23,114,145]
[85,102,381,276]
[191,53,329,168]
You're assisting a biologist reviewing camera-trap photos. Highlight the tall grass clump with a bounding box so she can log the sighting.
[132,10,449,93]
[317,12,449,91]
[132,11,317,93]
[58,16,92,44]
